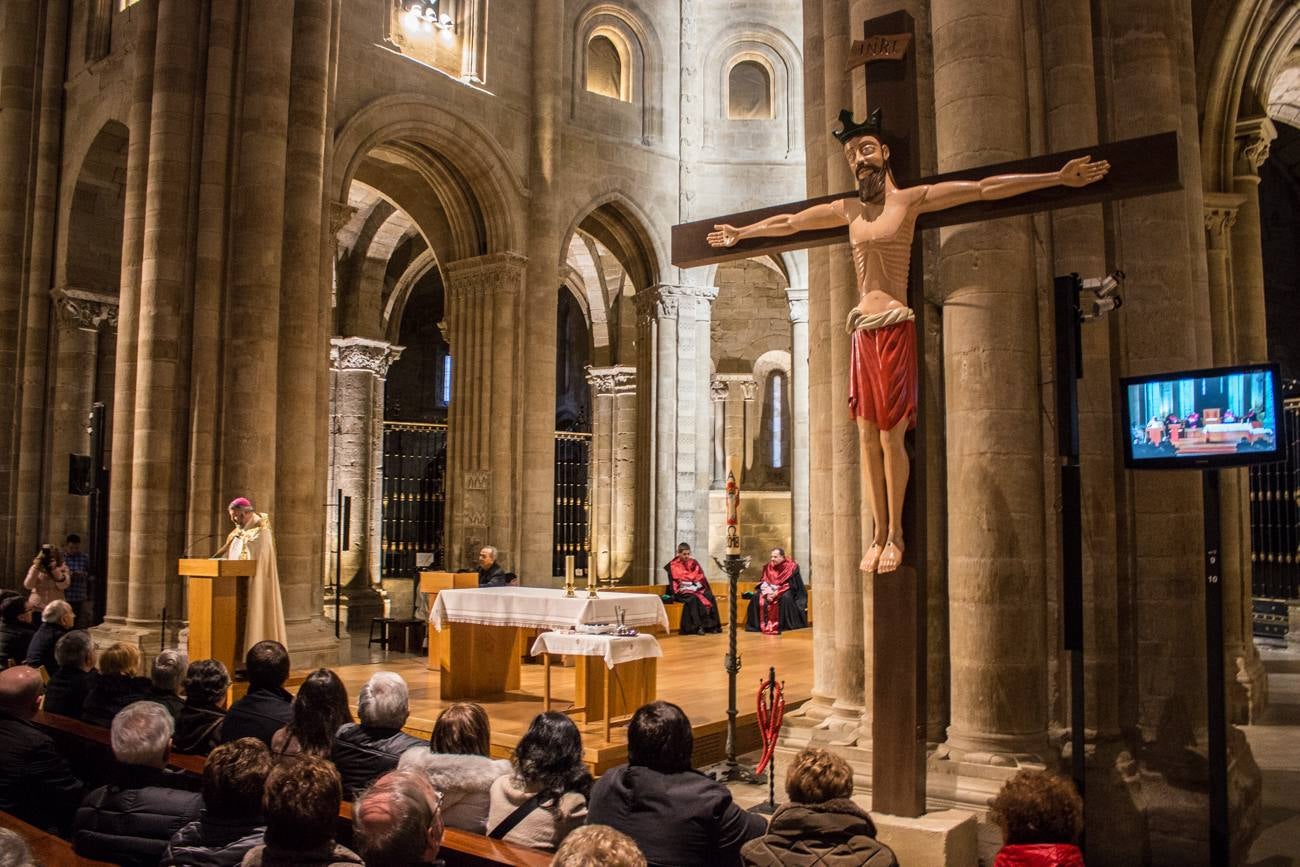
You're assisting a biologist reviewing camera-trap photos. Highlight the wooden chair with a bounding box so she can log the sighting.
[0,810,116,866]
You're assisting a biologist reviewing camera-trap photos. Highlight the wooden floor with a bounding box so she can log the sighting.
[328,627,813,774]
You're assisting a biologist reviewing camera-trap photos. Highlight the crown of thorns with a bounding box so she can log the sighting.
[832,108,883,144]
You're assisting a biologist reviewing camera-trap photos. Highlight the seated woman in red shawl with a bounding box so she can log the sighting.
[745,548,809,635]
[663,543,721,635]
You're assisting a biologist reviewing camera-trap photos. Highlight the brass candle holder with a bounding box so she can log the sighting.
[564,554,576,598]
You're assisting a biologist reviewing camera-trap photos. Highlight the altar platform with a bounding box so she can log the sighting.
[326,626,813,774]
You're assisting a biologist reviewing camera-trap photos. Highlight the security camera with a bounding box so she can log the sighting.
[1079,270,1124,322]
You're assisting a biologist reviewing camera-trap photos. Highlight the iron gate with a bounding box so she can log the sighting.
[381,422,447,578]
[553,431,591,577]
[1250,398,1299,608]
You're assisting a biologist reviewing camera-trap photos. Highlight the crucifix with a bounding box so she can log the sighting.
[672,11,1181,817]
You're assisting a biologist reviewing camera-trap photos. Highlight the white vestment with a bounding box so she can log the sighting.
[223,513,289,652]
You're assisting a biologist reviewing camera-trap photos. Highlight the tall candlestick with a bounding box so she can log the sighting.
[564,555,576,598]
[725,455,741,555]
[586,561,597,598]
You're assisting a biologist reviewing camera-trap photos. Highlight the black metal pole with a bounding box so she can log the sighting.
[334,488,344,639]
[1203,470,1229,867]
[767,666,777,811]
[705,553,760,784]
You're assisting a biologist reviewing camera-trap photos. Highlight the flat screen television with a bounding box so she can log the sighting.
[1121,362,1285,470]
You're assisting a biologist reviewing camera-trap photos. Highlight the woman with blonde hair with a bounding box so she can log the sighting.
[81,641,149,726]
[23,543,70,610]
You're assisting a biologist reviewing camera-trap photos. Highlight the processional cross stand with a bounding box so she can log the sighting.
[672,11,1181,817]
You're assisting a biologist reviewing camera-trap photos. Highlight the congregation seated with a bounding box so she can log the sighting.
[146,648,189,721]
[271,667,352,758]
[42,629,98,718]
[487,711,590,851]
[241,754,363,867]
[552,825,647,867]
[80,641,150,728]
[989,770,1085,867]
[664,543,722,635]
[353,768,445,867]
[588,700,766,867]
[0,594,37,665]
[23,599,74,673]
[332,671,424,798]
[399,701,511,834]
[477,545,519,587]
[73,701,204,866]
[161,737,271,867]
[743,548,809,635]
[173,658,231,755]
[0,665,84,833]
[740,747,896,866]
[220,640,292,746]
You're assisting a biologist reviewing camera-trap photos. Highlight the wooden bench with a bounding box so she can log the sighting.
[0,810,116,866]
[32,710,550,867]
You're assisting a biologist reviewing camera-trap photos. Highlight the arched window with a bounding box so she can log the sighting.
[769,371,786,470]
[728,59,773,120]
[586,33,629,101]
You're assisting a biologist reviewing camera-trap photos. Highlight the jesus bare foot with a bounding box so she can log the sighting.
[878,539,904,573]
[860,543,882,573]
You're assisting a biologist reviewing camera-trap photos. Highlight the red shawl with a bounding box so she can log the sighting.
[993,844,1085,867]
[760,558,797,591]
[667,557,713,609]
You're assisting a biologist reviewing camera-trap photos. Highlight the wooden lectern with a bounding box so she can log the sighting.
[419,571,479,671]
[181,559,256,677]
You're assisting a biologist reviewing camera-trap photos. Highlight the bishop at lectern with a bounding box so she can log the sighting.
[213,496,288,652]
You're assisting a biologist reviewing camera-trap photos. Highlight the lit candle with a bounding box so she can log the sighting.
[725,455,741,555]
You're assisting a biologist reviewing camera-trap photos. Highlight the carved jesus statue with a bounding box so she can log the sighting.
[708,109,1109,574]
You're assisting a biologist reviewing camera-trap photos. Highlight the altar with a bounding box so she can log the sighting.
[428,587,669,700]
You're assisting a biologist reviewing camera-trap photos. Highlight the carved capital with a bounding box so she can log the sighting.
[710,376,730,402]
[786,288,809,324]
[739,379,758,402]
[585,365,637,396]
[330,200,358,237]
[330,336,404,378]
[640,284,720,321]
[51,287,118,332]
[1233,116,1277,178]
[1202,192,1243,238]
[443,252,528,304]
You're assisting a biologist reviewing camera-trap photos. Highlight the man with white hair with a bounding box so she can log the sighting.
[145,648,188,720]
[22,598,74,672]
[73,701,203,866]
[0,665,84,833]
[332,672,425,798]
[43,629,98,718]
[353,769,445,867]
[476,545,516,587]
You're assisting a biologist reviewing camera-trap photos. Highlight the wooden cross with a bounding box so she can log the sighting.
[671,11,1181,818]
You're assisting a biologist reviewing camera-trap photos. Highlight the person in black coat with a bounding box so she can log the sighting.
[145,649,188,721]
[160,737,271,867]
[588,701,766,867]
[42,629,98,718]
[173,659,231,756]
[220,641,293,746]
[663,544,722,635]
[476,545,517,587]
[744,549,809,635]
[332,672,425,798]
[81,641,151,727]
[0,666,85,834]
[74,701,203,867]
[22,599,73,673]
[0,594,37,666]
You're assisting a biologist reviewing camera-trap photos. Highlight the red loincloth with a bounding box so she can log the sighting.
[848,318,917,431]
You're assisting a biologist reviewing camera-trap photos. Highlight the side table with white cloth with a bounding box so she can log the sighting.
[529,631,662,742]
[429,587,669,700]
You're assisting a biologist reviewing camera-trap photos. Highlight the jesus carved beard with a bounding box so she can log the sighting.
[857,163,886,204]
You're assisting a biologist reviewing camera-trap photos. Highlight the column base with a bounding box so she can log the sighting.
[1229,644,1269,723]
[1288,599,1300,648]
[871,808,979,867]
[90,618,178,662]
[338,582,387,633]
[285,615,342,670]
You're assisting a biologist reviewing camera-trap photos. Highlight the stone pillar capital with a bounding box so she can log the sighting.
[1202,192,1245,239]
[786,287,809,323]
[1233,116,1277,179]
[330,200,358,237]
[330,336,404,378]
[51,287,119,332]
[709,375,730,402]
[638,284,719,321]
[443,252,528,300]
[585,365,636,396]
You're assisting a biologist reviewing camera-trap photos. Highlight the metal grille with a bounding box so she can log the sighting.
[553,432,591,577]
[381,422,447,578]
[1250,398,1299,601]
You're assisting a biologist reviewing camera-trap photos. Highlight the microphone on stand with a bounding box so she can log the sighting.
[182,532,225,559]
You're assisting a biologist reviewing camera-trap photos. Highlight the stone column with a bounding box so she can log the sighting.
[1230,117,1274,365]
[45,290,118,541]
[787,288,810,564]
[932,0,1050,767]
[641,284,718,575]
[586,366,636,583]
[710,376,727,488]
[443,253,526,570]
[328,338,402,622]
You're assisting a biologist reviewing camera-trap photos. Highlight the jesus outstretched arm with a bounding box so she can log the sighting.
[707,200,848,248]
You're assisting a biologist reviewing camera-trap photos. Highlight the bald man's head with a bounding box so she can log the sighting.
[353,770,442,866]
[0,666,43,719]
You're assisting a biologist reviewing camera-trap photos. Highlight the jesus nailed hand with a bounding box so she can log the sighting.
[705,125,1108,575]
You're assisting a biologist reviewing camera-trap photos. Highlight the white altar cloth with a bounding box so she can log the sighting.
[529,631,662,670]
[430,586,669,632]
